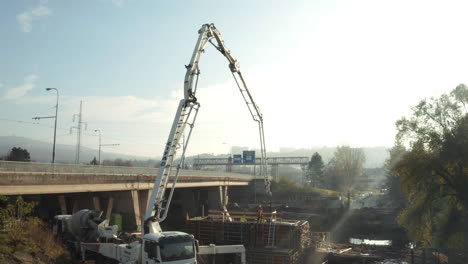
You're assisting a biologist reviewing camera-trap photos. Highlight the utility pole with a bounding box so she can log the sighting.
[71,101,86,164]
[94,130,119,165]
[32,88,59,163]
[95,129,101,164]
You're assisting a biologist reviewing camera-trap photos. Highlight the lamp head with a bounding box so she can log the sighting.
[46,88,52,91]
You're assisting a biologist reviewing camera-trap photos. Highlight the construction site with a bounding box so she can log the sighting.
[3,2,468,263]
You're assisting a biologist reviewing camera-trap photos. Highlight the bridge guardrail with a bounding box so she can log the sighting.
[193,156,309,166]
[0,161,253,178]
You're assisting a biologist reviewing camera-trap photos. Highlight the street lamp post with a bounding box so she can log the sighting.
[94,129,101,164]
[33,88,59,163]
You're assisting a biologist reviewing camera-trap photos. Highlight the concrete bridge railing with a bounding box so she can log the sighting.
[0,160,252,178]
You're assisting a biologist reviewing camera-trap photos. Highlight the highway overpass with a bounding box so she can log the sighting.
[0,161,259,229]
[0,161,253,195]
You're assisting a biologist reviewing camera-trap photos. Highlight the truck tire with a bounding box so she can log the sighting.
[96,254,119,264]
[95,254,105,264]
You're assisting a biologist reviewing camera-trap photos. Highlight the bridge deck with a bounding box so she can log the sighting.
[0,161,253,195]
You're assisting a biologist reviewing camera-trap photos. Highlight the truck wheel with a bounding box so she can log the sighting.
[96,254,118,264]
[67,242,79,260]
[95,254,105,264]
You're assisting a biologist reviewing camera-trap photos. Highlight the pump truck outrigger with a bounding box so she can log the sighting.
[54,23,271,264]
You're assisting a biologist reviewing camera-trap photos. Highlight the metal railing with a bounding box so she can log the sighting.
[0,160,252,178]
[193,156,309,166]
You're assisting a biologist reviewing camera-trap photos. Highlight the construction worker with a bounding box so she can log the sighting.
[240,214,247,222]
[256,205,263,223]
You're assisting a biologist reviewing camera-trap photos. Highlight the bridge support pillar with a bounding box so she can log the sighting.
[130,190,153,231]
[219,186,229,207]
[131,190,141,231]
[72,199,78,214]
[105,197,114,220]
[138,190,151,220]
[146,190,153,208]
[58,195,67,215]
[93,196,101,212]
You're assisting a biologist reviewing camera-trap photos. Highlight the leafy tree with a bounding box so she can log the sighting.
[5,147,31,162]
[325,146,365,191]
[396,84,468,148]
[392,84,468,248]
[90,157,98,165]
[0,196,69,261]
[0,196,38,253]
[306,152,324,187]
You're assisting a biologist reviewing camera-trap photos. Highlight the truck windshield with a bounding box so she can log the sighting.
[160,240,195,262]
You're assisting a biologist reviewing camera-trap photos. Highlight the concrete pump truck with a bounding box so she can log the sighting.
[54,23,270,264]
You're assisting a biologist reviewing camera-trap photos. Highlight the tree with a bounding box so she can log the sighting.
[395,84,468,148]
[306,152,324,187]
[5,147,31,162]
[325,146,365,191]
[90,157,98,165]
[0,196,38,253]
[392,84,468,248]
[0,196,69,261]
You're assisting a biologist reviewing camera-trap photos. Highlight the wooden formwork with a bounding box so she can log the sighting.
[247,248,302,264]
[185,217,224,245]
[185,216,310,250]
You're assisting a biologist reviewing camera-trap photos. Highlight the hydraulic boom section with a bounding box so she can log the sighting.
[144,23,270,235]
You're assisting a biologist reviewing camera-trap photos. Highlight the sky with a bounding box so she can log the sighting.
[1,0,468,160]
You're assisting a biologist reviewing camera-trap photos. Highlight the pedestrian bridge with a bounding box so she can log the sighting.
[0,161,254,195]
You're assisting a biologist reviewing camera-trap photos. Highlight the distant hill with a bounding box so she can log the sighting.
[0,136,390,168]
[0,136,149,163]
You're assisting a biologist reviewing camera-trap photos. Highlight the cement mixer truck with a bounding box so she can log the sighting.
[54,23,268,264]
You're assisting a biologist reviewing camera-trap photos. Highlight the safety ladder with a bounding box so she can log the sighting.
[222,206,233,222]
[267,210,277,247]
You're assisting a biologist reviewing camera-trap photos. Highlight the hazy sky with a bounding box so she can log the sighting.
[1,0,468,159]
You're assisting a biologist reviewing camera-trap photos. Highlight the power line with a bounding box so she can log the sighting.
[0,118,41,125]
[0,117,165,149]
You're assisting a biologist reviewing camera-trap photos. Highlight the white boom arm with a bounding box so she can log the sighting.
[143,23,270,234]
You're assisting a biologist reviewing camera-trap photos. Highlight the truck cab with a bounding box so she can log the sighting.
[143,231,197,264]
